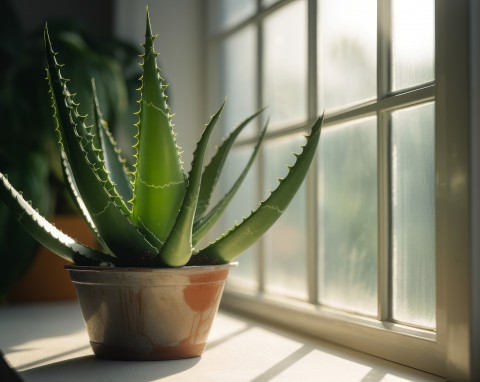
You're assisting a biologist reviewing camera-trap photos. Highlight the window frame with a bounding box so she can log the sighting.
[206,0,480,379]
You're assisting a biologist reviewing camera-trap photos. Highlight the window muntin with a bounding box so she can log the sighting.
[262,0,281,8]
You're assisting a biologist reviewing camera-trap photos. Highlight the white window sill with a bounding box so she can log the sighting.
[0,301,445,382]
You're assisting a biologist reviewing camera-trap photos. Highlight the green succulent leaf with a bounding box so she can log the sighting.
[192,120,268,246]
[194,115,323,264]
[59,150,105,245]
[91,79,133,208]
[45,25,159,264]
[131,9,186,244]
[0,172,112,266]
[194,109,265,221]
[160,102,225,267]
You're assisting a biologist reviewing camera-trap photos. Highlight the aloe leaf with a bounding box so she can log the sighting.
[60,150,103,242]
[194,116,323,264]
[91,79,133,208]
[88,85,102,154]
[130,9,186,244]
[45,26,159,263]
[192,120,268,246]
[194,108,265,221]
[160,102,225,267]
[0,172,112,266]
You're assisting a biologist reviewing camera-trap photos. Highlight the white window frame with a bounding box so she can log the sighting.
[206,0,480,379]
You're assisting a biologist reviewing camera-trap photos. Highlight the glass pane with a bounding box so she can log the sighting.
[220,26,257,137]
[263,0,307,128]
[318,117,377,315]
[391,0,435,91]
[215,0,256,30]
[391,103,435,328]
[263,135,308,300]
[318,0,377,112]
[207,146,259,288]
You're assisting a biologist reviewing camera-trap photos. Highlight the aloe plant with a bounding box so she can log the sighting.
[0,10,323,268]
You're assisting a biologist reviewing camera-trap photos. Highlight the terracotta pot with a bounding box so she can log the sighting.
[66,263,235,360]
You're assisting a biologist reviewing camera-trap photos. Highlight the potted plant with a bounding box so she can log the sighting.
[0,9,322,360]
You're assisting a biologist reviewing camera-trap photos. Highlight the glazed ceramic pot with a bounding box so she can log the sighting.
[66,263,235,360]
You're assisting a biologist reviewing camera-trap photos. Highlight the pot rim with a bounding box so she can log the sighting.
[65,262,238,274]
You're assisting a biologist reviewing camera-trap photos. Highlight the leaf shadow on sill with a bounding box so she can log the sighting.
[13,345,91,371]
[19,355,200,382]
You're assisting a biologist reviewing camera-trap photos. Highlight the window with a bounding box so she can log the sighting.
[207,0,480,379]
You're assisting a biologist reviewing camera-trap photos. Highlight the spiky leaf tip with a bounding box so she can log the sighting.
[130,8,186,244]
